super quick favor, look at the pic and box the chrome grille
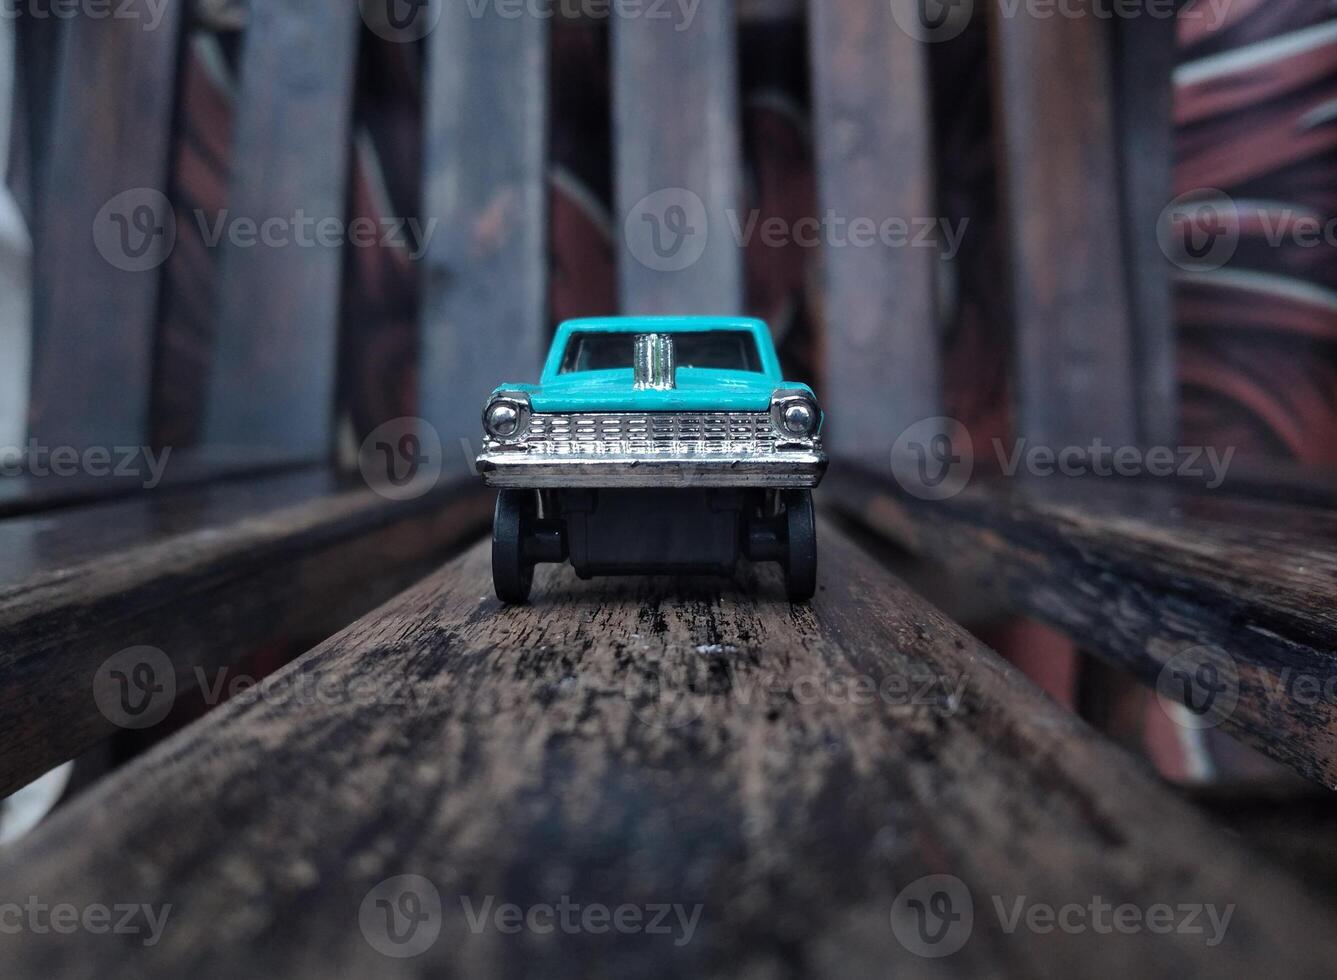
[525,412,781,455]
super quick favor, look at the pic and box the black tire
[492,490,535,604]
[783,489,817,602]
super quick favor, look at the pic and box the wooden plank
[1112,12,1179,448]
[0,471,490,796]
[419,8,548,480]
[613,0,744,314]
[3,521,1334,976]
[990,1,1139,449]
[0,12,30,451]
[809,0,941,465]
[28,1,182,449]
[201,0,360,458]
[828,465,1337,788]
[0,452,306,520]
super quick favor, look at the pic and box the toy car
[476,316,827,603]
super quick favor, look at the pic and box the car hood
[528,368,784,413]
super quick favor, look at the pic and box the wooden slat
[4,521,1335,976]
[201,0,360,458]
[810,0,941,465]
[1113,12,1179,448]
[0,471,490,796]
[0,12,30,451]
[419,9,548,478]
[991,1,1139,448]
[829,465,1337,788]
[613,0,744,314]
[28,2,182,449]
[0,452,306,520]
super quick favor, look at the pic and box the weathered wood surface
[613,0,743,314]
[201,0,360,457]
[809,0,941,464]
[4,520,1334,978]
[0,9,29,451]
[0,451,306,520]
[828,465,1337,788]
[0,471,490,796]
[990,0,1139,449]
[1112,12,1179,448]
[28,1,183,449]
[419,8,548,479]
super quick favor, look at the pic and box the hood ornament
[633,333,676,390]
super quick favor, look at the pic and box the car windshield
[559,331,762,374]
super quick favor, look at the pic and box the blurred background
[1,0,1335,843]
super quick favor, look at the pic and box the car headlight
[482,392,531,441]
[770,389,820,439]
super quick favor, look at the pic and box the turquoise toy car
[477,316,827,603]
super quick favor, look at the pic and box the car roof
[547,317,781,380]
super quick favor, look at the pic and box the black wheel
[492,490,535,604]
[783,489,817,601]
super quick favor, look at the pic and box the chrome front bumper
[476,449,827,488]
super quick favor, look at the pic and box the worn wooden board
[28,1,183,449]
[419,8,548,481]
[809,0,941,465]
[613,0,744,314]
[990,1,1138,449]
[0,11,29,451]
[0,451,308,520]
[1112,12,1179,448]
[201,0,360,457]
[828,465,1337,788]
[0,471,490,796]
[3,519,1334,977]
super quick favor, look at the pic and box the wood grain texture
[0,10,29,451]
[0,452,307,520]
[809,0,941,465]
[28,1,183,449]
[613,0,744,314]
[201,0,360,457]
[828,465,1337,788]
[990,1,1138,448]
[419,7,548,478]
[3,520,1334,977]
[1113,12,1178,448]
[0,471,490,796]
